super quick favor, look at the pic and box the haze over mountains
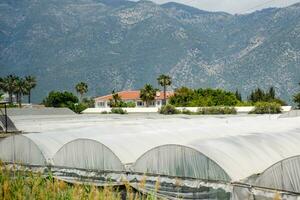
[1,0,300,102]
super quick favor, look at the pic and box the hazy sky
[142,0,300,14]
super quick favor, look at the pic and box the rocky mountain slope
[1,0,300,102]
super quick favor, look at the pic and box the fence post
[4,103,8,133]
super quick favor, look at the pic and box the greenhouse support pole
[4,103,7,133]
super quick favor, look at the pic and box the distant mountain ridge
[0,0,300,102]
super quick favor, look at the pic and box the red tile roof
[94,90,174,101]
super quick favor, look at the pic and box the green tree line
[0,75,36,106]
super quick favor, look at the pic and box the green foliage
[42,91,86,113]
[75,82,88,101]
[0,75,37,105]
[108,91,136,108]
[249,102,282,114]
[69,103,88,114]
[24,75,37,104]
[125,101,136,108]
[248,87,286,105]
[140,84,158,107]
[197,107,237,115]
[169,87,239,107]
[82,97,95,108]
[0,161,156,199]
[111,108,128,114]
[109,91,122,107]
[157,74,172,105]
[293,93,300,109]
[101,111,108,114]
[159,104,180,115]
[0,92,3,101]
[181,109,195,115]
[235,90,242,101]
[43,91,79,107]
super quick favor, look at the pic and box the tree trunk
[16,93,19,105]
[18,93,22,108]
[9,92,13,104]
[163,85,166,105]
[28,90,31,104]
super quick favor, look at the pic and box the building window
[157,101,161,106]
[149,101,155,106]
[97,102,105,107]
[137,101,143,107]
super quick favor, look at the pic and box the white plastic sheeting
[188,130,300,181]
[53,139,124,171]
[133,144,231,181]
[254,156,300,193]
[1,115,300,184]
[0,135,47,165]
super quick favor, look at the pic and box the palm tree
[1,75,18,104]
[0,77,5,99]
[14,77,27,107]
[157,74,172,105]
[140,84,158,107]
[24,76,37,104]
[75,82,88,101]
[109,90,122,107]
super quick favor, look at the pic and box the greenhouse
[253,155,300,193]
[0,114,300,198]
[53,138,124,171]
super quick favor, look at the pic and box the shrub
[43,91,78,107]
[248,87,286,105]
[293,93,300,109]
[125,102,136,108]
[181,109,195,115]
[101,111,108,114]
[169,87,239,107]
[82,97,95,108]
[111,108,127,114]
[159,104,180,115]
[249,102,282,114]
[197,106,237,115]
[68,103,88,114]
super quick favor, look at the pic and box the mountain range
[1,0,300,103]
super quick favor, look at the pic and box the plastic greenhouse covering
[253,155,300,193]
[1,114,300,199]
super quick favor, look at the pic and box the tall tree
[75,82,88,101]
[0,77,5,99]
[140,84,158,107]
[24,76,37,104]
[1,75,18,104]
[268,86,275,99]
[157,74,172,105]
[235,89,242,101]
[109,90,122,107]
[14,77,27,107]
[294,93,300,109]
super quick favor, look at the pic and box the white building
[94,90,173,108]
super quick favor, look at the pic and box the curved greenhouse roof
[254,155,300,193]
[53,139,124,171]
[132,144,231,181]
[0,135,47,166]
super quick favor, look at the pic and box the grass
[0,162,157,200]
